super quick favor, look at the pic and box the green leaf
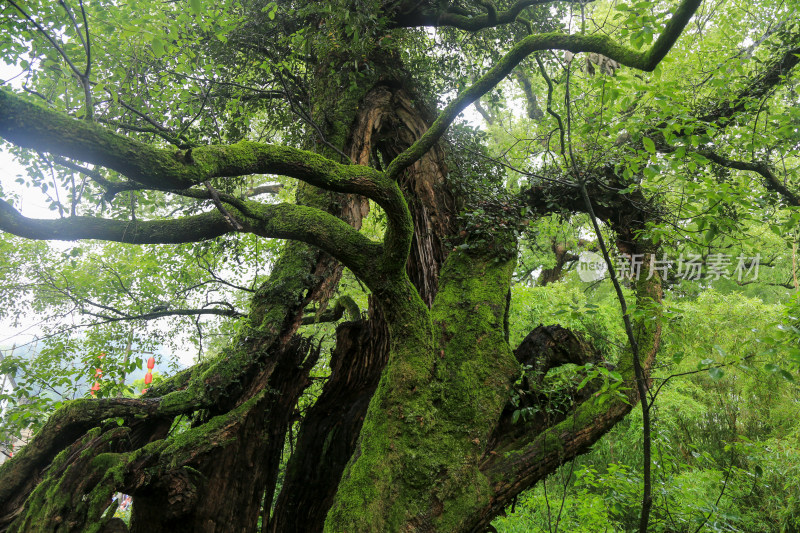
[642,136,656,154]
[708,367,724,380]
[151,37,166,58]
[190,0,202,13]
[704,226,717,244]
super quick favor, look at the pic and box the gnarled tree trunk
[0,13,682,531]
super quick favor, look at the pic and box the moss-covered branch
[0,397,197,522]
[0,199,233,243]
[5,391,268,532]
[244,202,384,280]
[391,0,588,31]
[0,197,384,282]
[0,89,398,211]
[385,0,702,180]
[473,270,662,530]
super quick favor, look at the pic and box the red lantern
[142,356,156,395]
[90,353,106,397]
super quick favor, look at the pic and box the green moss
[337,295,361,321]
[8,427,131,533]
[325,243,520,531]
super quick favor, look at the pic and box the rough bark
[269,82,459,531]
[127,337,320,533]
[348,85,458,305]
[268,303,389,532]
[536,241,579,286]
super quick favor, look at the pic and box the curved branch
[0,90,394,202]
[244,203,384,280]
[83,307,244,323]
[0,197,384,282]
[695,149,800,207]
[392,0,587,31]
[385,0,702,179]
[0,200,233,243]
[0,396,193,514]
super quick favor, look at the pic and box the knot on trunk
[513,324,601,385]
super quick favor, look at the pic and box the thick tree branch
[386,0,702,179]
[244,203,384,280]
[0,200,233,243]
[391,0,587,31]
[695,149,800,207]
[0,90,398,211]
[0,396,196,514]
[0,198,384,281]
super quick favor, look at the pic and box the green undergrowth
[494,290,800,532]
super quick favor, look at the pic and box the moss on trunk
[325,239,519,532]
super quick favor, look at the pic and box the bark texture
[268,303,389,532]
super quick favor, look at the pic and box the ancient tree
[0,0,798,531]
